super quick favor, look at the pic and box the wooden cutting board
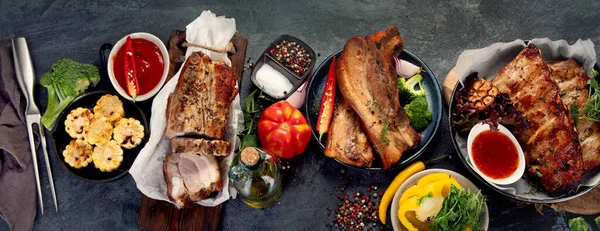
[443,67,600,214]
[137,31,248,231]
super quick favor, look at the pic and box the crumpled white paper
[186,10,236,67]
[129,10,242,207]
[453,38,600,200]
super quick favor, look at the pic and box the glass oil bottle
[229,147,282,208]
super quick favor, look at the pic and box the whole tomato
[258,101,311,159]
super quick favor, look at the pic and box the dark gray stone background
[2,0,600,230]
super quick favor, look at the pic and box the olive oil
[229,147,282,208]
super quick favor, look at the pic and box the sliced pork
[163,152,222,206]
[171,137,231,157]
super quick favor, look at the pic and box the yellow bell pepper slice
[398,196,421,231]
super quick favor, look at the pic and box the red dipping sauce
[113,38,164,95]
[471,130,519,179]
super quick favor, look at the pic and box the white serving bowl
[467,123,525,185]
[391,169,489,231]
[107,32,169,101]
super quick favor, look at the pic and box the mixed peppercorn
[269,40,312,76]
[328,185,384,230]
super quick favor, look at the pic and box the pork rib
[165,51,238,140]
[550,59,600,171]
[492,45,584,192]
[324,98,374,167]
[337,26,421,169]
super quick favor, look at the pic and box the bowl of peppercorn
[250,35,316,100]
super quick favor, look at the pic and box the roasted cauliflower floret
[92,140,123,172]
[93,94,124,123]
[113,118,145,149]
[467,78,499,110]
[64,107,94,139]
[62,139,94,168]
[83,117,113,145]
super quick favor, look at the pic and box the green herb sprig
[429,185,486,231]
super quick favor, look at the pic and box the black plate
[449,64,600,203]
[50,91,149,182]
[305,49,443,171]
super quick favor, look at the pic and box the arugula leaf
[417,192,433,205]
[429,185,486,231]
[581,69,600,122]
[568,217,589,231]
[595,216,600,229]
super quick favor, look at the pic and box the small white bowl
[391,169,489,231]
[107,32,169,101]
[467,123,525,185]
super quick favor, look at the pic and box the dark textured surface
[1,0,600,230]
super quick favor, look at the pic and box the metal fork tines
[12,37,58,214]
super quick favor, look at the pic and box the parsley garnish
[380,120,391,145]
[549,148,555,153]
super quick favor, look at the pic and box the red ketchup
[113,38,164,95]
[471,130,519,179]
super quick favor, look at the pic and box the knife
[12,37,58,214]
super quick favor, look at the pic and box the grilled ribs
[550,59,600,171]
[492,45,584,192]
[337,26,421,169]
[165,51,238,140]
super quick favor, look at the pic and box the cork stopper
[241,147,260,166]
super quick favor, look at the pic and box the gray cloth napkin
[0,37,37,231]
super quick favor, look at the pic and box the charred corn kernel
[93,94,124,123]
[92,140,123,172]
[467,78,499,110]
[62,139,93,168]
[113,118,145,149]
[83,116,113,145]
[64,107,94,139]
[379,161,425,224]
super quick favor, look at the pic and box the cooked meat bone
[324,98,374,167]
[491,45,584,192]
[165,51,238,140]
[550,59,600,171]
[336,26,421,169]
[171,137,231,157]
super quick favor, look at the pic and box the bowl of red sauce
[108,32,169,101]
[467,123,525,185]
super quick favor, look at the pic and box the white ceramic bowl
[107,32,169,101]
[467,123,525,185]
[391,169,489,231]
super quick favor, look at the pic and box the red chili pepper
[316,56,337,141]
[124,36,140,101]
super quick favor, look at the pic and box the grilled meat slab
[171,137,231,157]
[324,98,374,167]
[550,59,600,171]
[492,45,584,192]
[163,152,222,207]
[165,51,238,140]
[337,26,421,169]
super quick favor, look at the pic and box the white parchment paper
[129,10,242,207]
[453,38,600,200]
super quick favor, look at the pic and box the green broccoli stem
[405,74,423,90]
[41,93,73,129]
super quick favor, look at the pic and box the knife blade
[12,37,58,214]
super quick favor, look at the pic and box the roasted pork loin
[550,59,600,171]
[165,51,238,140]
[324,98,374,167]
[163,152,222,207]
[336,26,421,169]
[492,45,584,192]
[171,137,231,157]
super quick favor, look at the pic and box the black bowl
[50,91,149,182]
[304,49,443,171]
[448,64,600,203]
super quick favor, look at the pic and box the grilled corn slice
[63,139,94,168]
[113,118,145,149]
[83,117,113,145]
[92,140,123,172]
[64,107,94,139]
[93,94,125,123]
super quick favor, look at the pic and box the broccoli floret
[399,74,425,105]
[404,96,432,131]
[40,58,100,129]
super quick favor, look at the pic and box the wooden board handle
[442,67,459,105]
